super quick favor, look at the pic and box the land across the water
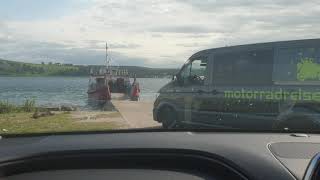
[0,100,161,135]
[0,59,178,78]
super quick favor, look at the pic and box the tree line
[0,59,178,78]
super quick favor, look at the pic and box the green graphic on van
[297,58,320,81]
[224,88,320,102]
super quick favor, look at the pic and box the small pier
[111,100,161,129]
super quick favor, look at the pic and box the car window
[191,59,207,76]
[274,47,320,83]
[214,50,273,86]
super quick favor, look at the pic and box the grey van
[153,38,320,130]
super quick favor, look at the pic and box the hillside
[0,59,179,78]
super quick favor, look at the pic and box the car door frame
[181,53,218,127]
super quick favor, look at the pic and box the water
[0,77,170,108]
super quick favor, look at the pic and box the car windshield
[1,0,320,135]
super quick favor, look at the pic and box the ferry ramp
[111,100,161,129]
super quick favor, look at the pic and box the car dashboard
[0,132,319,180]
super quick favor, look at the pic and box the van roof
[190,38,320,59]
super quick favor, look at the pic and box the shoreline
[0,75,172,79]
[0,100,160,134]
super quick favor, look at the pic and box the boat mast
[106,42,110,75]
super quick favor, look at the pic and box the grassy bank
[0,99,36,114]
[0,112,118,135]
[0,100,123,135]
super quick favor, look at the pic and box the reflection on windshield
[1,1,320,135]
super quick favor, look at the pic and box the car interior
[0,131,320,180]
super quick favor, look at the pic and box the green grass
[0,99,36,114]
[0,112,118,135]
[0,100,17,114]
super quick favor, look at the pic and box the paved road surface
[112,100,161,129]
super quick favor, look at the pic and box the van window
[273,47,320,82]
[191,59,206,77]
[213,49,273,85]
[180,58,207,85]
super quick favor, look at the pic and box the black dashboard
[0,131,319,180]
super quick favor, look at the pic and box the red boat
[87,42,131,101]
[87,75,111,101]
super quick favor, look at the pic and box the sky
[0,0,320,68]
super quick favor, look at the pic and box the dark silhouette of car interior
[1,131,320,180]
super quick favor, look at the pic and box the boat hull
[87,86,111,101]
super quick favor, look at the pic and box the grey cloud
[53,48,147,66]
[151,25,215,34]
[3,0,320,68]
[79,27,87,32]
[176,42,208,48]
[85,40,105,44]
[151,34,163,38]
[62,40,76,44]
[84,40,141,50]
[206,31,320,51]
[34,41,69,49]
[92,16,105,22]
[0,37,13,44]
[0,40,69,56]
[254,12,320,29]
[177,0,320,34]
[109,43,141,49]
[0,40,148,66]
[179,0,313,11]
[0,21,13,43]
[160,55,174,58]
[0,21,8,31]
[184,34,213,38]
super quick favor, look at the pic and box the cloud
[174,0,320,48]
[84,40,141,50]
[0,37,12,44]
[151,25,214,34]
[109,43,141,49]
[183,34,213,39]
[151,34,163,38]
[179,0,314,11]
[176,42,208,48]
[0,39,148,66]
[1,0,320,68]
[179,0,320,30]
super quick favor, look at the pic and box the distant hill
[0,59,179,78]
